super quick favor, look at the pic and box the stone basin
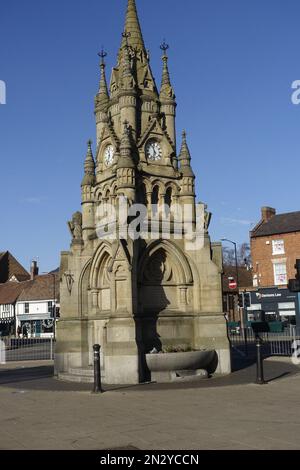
[146,350,217,374]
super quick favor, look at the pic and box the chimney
[261,207,276,222]
[30,260,39,280]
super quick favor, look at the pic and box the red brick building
[250,207,300,288]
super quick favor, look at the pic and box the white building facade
[16,299,56,338]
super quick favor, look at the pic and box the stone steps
[69,368,94,377]
[58,367,104,384]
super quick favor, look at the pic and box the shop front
[18,316,54,338]
[246,287,300,327]
[16,301,55,338]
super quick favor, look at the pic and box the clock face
[104,145,115,166]
[146,140,162,162]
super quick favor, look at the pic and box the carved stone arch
[78,259,92,318]
[94,187,103,201]
[151,185,159,207]
[111,183,118,196]
[138,240,193,287]
[102,186,111,200]
[90,242,112,289]
[165,182,180,197]
[151,179,165,195]
[183,254,201,311]
[137,241,195,355]
[89,242,113,312]
[111,183,118,206]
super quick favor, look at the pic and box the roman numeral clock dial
[146,140,162,162]
[104,145,115,167]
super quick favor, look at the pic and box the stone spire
[120,0,146,54]
[159,41,175,101]
[95,49,109,111]
[179,131,195,177]
[81,140,96,186]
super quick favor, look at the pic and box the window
[24,303,29,314]
[273,262,287,286]
[272,239,285,255]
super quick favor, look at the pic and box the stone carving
[68,212,83,243]
[204,205,212,232]
[64,271,75,294]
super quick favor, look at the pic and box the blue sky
[1,0,300,272]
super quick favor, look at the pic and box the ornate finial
[160,39,175,100]
[85,140,94,161]
[98,47,107,65]
[179,130,194,178]
[95,47,109,107]
[179,131,192,164]
[82,140,95,187]
[160,39,169,57]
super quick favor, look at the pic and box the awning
[18,314,51,321]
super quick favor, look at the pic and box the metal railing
[228,324,300,358]
[0,337,55,362]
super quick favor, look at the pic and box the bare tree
[222,243,252,267]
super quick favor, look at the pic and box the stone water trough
[146,350,218,383]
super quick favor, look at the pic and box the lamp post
[51,273,56,341]
[41,272,57,340]
[221,239,243,327]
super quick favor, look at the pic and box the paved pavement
[0,358,300,450]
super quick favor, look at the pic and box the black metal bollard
[255,335,267,385]
[92,344,103,394]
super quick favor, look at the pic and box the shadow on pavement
[0,366,91,392]
[0,359,299,393]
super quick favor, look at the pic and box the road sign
[229,280,237,290]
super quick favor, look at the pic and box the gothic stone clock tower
[55,0,231,384]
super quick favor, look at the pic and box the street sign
[229,280,237,290]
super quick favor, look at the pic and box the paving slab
[0,358,300,450]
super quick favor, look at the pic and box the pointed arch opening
[151,185,159,216]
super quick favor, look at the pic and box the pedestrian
[17,326,21,338]
[23,325,28,339]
